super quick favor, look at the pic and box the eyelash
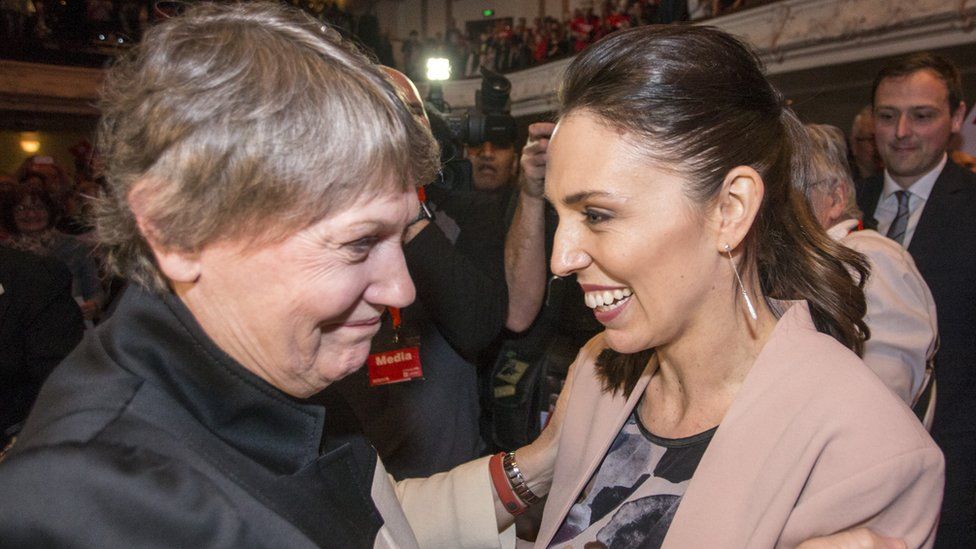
[582,208,611,225]
[347,236,380,256]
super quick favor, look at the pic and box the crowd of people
[2,1,975,548]
[400,0,766,80]
[2,0,764,73]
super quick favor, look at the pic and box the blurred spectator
[689,0,713,20]
[712,0,744,17]
[951,150,976,173]
[2,185,103,323]
[1,245,85,448]
[14,156,71,206]
[803,123,937,408]
[657,0,690,23]
[850,105,884,180]
[401,29,420,79]
[0,0,34,56]
[0,174,16,244]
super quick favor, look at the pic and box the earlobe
[153,248,201,284]
[716,166,764,252]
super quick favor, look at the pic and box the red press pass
[367,347,422,386]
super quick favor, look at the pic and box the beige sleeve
[778,446,944,549]
[372,455,514,549]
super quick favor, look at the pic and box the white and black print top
[549,410,716,548]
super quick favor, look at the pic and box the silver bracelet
[502,451,542,506]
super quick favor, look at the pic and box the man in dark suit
[0,245,84,448]
[857,52,976,548]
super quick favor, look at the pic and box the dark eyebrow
[562,190,617,206]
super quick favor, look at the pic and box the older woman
[0,4,557,547]
[2,185,103,322]
[532,26,943,547]
[802,124,938,411]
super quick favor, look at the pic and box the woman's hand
[797,528,906,549]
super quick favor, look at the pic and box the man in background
[857,52,976,548]
[849,105,883,180]
[467,139,518,193]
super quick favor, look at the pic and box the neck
[642,280,777,437]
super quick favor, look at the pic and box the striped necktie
[886,190,910,245]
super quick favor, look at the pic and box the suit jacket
[0,245,84,440]
[0,286,508,549]
[536,302,943,548]
[857,160,976,436]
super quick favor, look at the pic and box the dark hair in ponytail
[559,25,869,396]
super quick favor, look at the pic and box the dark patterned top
[550,410,716,548]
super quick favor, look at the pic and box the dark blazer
[0,245,83,441]
[0,286,384,548]
[858,160,976,544]
[857,160,976,436]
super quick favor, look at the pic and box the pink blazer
[536,302,944,548]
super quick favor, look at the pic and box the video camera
[442,67,517,147]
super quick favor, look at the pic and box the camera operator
[467,139,518,193]
[315,68,511,479]
[483,122,603,454]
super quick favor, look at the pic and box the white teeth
[582,288,634,310]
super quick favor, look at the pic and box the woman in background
[2,185,102,322]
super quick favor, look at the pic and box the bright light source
[426,57,451,81]
[482,9,494,17]
[20,132,40,153]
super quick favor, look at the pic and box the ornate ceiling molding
[440,0,976,115]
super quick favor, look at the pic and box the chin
[603,329,655,355]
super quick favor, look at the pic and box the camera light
[426,57,451,81]
[20,132,41,154]
[482,9,494,17]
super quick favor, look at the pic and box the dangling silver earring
[725,244,758,321]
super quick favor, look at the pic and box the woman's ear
[714,165,764,252]
[128,181,201,284]
[822,180,847,228]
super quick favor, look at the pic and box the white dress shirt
[875,154,947,249]
[827,219,938,405]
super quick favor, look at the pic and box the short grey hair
[803,123,862,222]
[96,2,439,291]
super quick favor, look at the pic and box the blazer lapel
[907,161,965,264]
[535,353,655,547]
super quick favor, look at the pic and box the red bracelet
[489,452,526,516]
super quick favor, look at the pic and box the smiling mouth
[344,316,382,328]
[583,288,633,311]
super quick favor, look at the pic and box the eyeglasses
[14,204,47,212]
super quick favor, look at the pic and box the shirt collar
[110,286,326,474]
[882,153,946,202]
[826,218,859,241]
